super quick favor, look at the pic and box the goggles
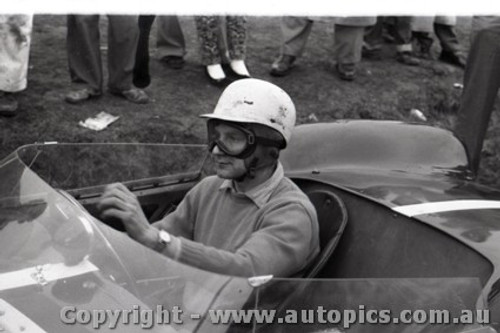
[207,120,257,158]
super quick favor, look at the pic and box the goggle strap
[255,137,283,149]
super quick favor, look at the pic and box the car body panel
[281,120,471,179]
[281,121,500,329]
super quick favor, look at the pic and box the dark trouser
[387,17,413,52]
[455,26,500,175]
[365,16,413,52]
[134,15,155,88]
[412,31,434,53]
[434,22,462,54]
[67,15,139,92]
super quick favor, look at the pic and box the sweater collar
[219,162,284,208]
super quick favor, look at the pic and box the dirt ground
[2,15,500,188]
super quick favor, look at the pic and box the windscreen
[0,146,253,332]
[15,143,208,191]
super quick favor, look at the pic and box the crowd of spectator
[0,15,497,176]
[0,15,469,111]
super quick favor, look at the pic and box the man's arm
[96,182,194,260]
[162,201,317,277]
[97,182,170,248]
[98,182,318,277]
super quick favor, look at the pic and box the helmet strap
[235,152,278,183]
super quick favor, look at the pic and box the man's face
[210,122,248,179]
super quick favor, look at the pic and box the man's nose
[211,144,224,155]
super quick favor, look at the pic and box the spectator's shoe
[396,52,420,66]
[362,42,382,60]
[228,59,251,79]
[133,65,151,88]
[0,92,18,117]
[415,49,433,60]
[161,55,185,70]
[336,63,356,81]
[205,64,227,86]
[65,88,102,104]
[414,42,434,60]
[412,32,434,60]
[382,30,396,44]
[110,88,150,104]
[438,50,466,69]
[270,55,296,77]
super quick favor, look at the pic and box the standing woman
[195,16,251,84]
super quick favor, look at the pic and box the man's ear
[268,147,280,160]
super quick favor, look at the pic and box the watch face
[159,230,171,245]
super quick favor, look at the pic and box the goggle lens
[207,121,255,157]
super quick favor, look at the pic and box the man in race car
[97,78,319,277]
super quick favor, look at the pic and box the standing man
[65,15,149,104]
[364,16,420,66]
[270,16,375,81]
[412,16,466,68]
[97,78,319,278]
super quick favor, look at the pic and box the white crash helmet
[200,78,296,147]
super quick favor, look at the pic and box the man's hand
[97,183,157,247]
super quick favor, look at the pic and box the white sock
[230,60,250,77]
[206,64,226,80]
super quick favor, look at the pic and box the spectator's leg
[195,16,222,66]
[390,16,413,46]
[67,14,102,92]
[280,16,313,57]
[391,16,420,66]
[435,22,466,68]
[195,16,226,83]
[107,15,140,92]
[134,15,155,88]
[157,16,186,60]
[333,24,364,81]
[364,16,384,49]
[455,27,500,175]
[362,17,386,59]
[412,31,434,59]
[107,15,149,104]
[435,23,461,53]
[225,16,250,77]
[270,16,313,76]
[0,14,32,115]
[225,16,247,61]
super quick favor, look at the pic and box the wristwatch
[156,229,172,251]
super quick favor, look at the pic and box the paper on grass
[79,111,119,131]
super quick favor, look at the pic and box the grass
[2,15,500,188]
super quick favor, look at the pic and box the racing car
[0,120,498,332]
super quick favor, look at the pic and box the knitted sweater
[153,163,319,277]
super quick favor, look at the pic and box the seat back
[228,190,348,332]
[303,189,348,278]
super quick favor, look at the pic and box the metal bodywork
[281,121,500,328]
